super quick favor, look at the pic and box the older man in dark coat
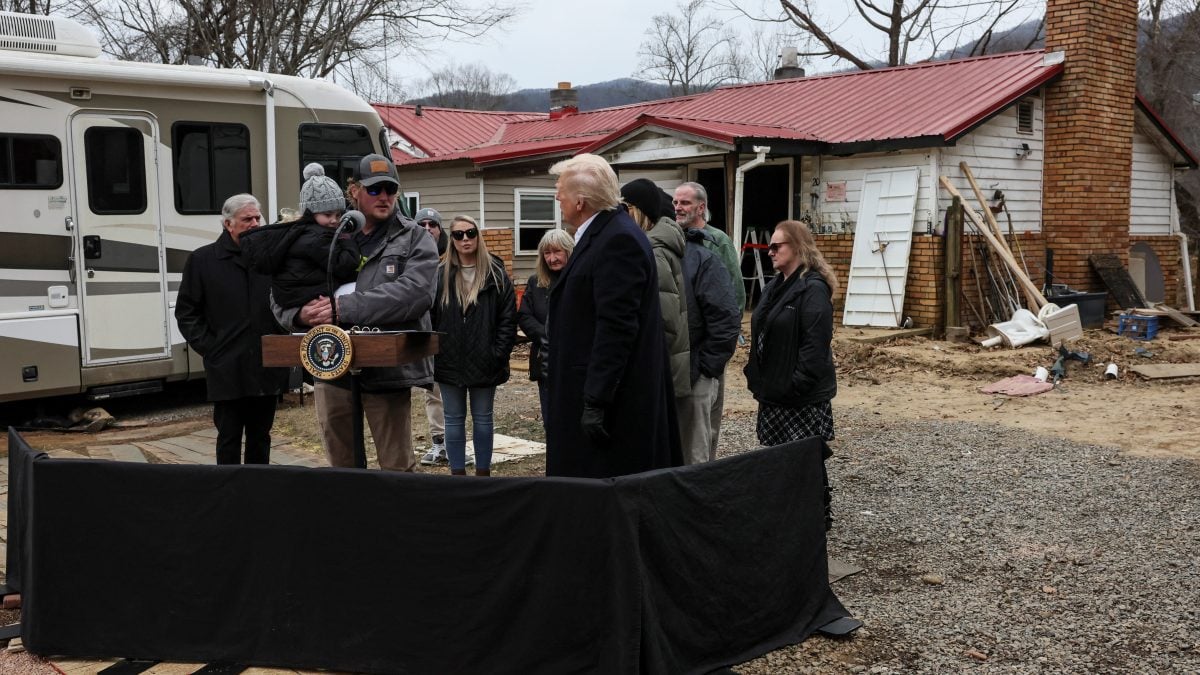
[175,193,288,464]
[545,154,682,478]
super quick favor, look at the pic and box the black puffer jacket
[432,258,518,388]
[516,273,554,381]
[744,270,837,408]
[683,228,740,383]
[240,219,361,308]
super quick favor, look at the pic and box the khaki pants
[425,382,444,439]
[676,374,721,464]
[314,381,415,471]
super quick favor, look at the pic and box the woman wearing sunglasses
[744,220,839,530]
[431,215,517,476]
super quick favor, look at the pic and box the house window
[401,192,419,219]
[0,134,62,189]
[1017,99,1034,134]
[299,123,375,187]
[172,122,251,214]
[514,189,560,254]
[84,127,146,214]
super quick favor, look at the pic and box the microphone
[339,210,365,233]
[328,210,365,324]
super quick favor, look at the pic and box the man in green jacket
[673,182,746,314]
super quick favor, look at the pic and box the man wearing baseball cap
[275,153,438,472]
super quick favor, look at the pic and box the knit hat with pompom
[298,163,345,215]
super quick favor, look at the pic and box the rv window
[0,134,63,189]
[299,124,374,186]
[172,122,252,214]
[84,127,147,214]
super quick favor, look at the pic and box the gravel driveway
[717,406,1200,673]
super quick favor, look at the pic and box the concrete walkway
[4,428,544,674]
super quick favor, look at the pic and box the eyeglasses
[768,242,787,253]
[451,228,479,241]
[420,220,440,230]
[364,183,399,196]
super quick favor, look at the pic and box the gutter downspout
[478,177,486,228]
[1171,170,1195,310]
[733,146,770,250]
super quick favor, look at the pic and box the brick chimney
[1041,0,1139,291]
[549,81,578,120]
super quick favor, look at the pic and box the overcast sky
[391,0,729,91]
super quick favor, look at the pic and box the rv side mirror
[83,235,102,259]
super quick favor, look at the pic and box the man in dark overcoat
[544,154,682,478]
[175,193,288,464]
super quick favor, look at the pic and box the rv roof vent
[0,11,101,58]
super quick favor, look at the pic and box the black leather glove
[580,400,610,446]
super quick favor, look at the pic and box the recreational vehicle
[0,11,389,403]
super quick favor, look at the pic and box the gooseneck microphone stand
[327,210,369,468]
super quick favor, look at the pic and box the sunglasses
[768,242,786,253]
[451,228,479,241]
[420,220,440,229]
[364,183,399,196]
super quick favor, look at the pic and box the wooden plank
[1167,332,1200,341]
[1088,253,1149,310]
[1129,363,1200,379]
[939,176,1047,309]
[848,327,933,344]
[262,332,438,368]
[1155,303,1200,327]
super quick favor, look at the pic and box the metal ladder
[740,229,772,304]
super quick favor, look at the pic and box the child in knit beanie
[241,163,363,309]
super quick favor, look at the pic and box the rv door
[68,113,171,366]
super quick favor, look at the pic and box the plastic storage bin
[1045,289,1108,329]
[1117,314,1158,341]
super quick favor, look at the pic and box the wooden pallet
[1088,253,1148,310]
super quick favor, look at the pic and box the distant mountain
[407,78,673,112]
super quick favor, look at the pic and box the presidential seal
[299,325,353,380]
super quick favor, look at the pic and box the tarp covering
[7,428,849,674]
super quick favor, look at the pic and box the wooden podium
[262,331,438,369]
[262,330,439,468]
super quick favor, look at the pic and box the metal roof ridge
[370,102,547,117]
[705,49,1049,94]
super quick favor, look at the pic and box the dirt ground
[13,323,1200,463]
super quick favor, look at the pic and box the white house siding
[1130,124,1173,236]
[799,151,937,234]
[937,96,1045,233]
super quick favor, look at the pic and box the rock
[921,573,945,585]
[965,649,988,662]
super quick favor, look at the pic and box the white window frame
[514,188,560,255]
[401,191,419,219]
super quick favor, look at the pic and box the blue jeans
[440,383,496,471]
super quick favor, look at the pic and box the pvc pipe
[733,146,770,250]
[1170,171,1195,310]
[264,80,277,221]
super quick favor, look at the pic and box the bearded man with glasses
[274,154,438,472]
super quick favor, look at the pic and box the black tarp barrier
[7,427,850,674]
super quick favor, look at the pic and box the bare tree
[636,0,745,95]
[730,25,809,82]
[413,62,517,109]
[1138,1,1200,229]
[729,0,1042,70]
[61,0,517,95]
[0,0,56,13]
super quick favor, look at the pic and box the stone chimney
[1041,0,1138,291]
[774,47,805,80]
[549,81,579,120]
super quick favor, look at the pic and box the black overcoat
[545,209,682,478]
[175,230,289,402]
[516,273,551,381]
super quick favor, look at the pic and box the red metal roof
[373,103,545,159]
[379,51,1079,166]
